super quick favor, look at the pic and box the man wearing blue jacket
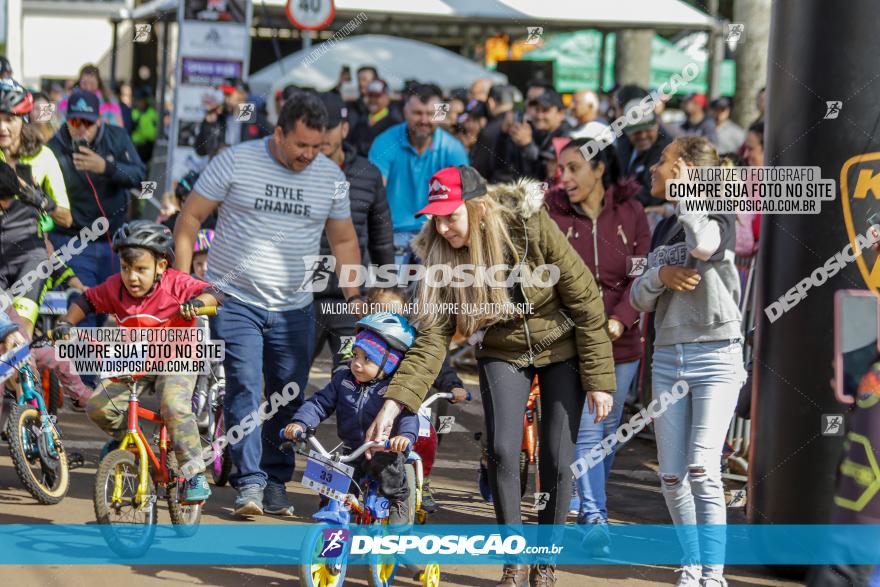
[284,313,418,525]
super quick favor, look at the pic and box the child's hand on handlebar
[52,320,74,341]
[283,422,305,440]
[450,387,470,403]
[387,435,411,453]
[180,297,205,320]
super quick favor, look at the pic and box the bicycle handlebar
[420,390,472,409]
[278,429,403,462]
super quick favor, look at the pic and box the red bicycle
[92,306,217,557]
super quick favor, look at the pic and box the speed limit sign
[286,0,335,31]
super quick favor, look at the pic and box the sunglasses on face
[68,118,95,128]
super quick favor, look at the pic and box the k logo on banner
[840,153,880,292]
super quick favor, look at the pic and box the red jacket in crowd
[545,178,651,363]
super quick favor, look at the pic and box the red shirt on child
[85,269,210,327]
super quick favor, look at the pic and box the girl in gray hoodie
[630,136,745,587]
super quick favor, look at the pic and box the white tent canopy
[248,34,507,98]
[131,0,716,31]
[322,0,716,30]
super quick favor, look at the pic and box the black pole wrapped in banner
[750,0,880,534]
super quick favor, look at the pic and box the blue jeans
[212,296,315,489]
[652,340,745,581]
[574,359,640,522]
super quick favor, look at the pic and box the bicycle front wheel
[6,403,69,504]
[93,449,157,557]
[418,564,441,587]
[299,525,348,587]
[368,560,400,587]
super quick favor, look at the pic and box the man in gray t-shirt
[174,92,367,518]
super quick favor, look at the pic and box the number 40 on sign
[286,0,335,30]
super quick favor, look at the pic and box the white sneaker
[700,578,727,587]
[674,565,702,587]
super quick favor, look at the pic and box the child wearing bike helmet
[284,311,419,525]
[56,220,221,503]
[191,229,214,280]
[363,286,469,513]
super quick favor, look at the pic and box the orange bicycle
[92,306,216,557]
[519,375,541,498]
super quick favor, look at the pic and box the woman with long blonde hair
[366,165,616,587]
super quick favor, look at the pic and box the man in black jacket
[312,92,394,368]
[47,90,146,335]
[471,84,521,184]
[348,79,402,157]
[194,78,271,157]
[615,98,672,210]
[510,89,572,181]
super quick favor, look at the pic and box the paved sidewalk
[0,355,802,586]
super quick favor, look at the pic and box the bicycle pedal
[68,452,85,469]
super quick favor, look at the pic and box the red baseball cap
[685,93,708,109]
[415,166,488,218]
[219,78,248,94]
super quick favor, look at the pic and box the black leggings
[478,357,584,525]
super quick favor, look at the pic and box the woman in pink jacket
[546,137,651,544]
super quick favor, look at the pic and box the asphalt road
[0,354,801,587]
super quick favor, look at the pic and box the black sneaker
[263,481,294,516]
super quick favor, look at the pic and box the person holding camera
[47,90,145,332]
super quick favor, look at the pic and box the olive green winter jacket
[385,179,616,412]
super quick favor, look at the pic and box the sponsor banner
[181,58,243,86]
[178,21,251,59]
[0,524,878,565]
[185,0,248,23]
[841,152,880,293]
[166,0,253,191]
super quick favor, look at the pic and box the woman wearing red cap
[365,165,616,587]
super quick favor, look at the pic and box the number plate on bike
[417,407,431,438]
[301,450,354,502]
[39,291,69,316]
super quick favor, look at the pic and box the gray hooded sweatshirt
[630,209,742,345]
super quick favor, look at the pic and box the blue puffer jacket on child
[293,368,419,449]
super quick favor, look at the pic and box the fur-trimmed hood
[486,178,548,220]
